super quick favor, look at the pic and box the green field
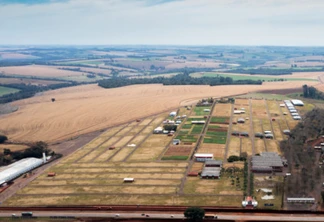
[161,156,188,160]
[210,116,229,123]
[203,136,227,144]
[0,86,19,96]
[191,125,204,134]
[193,107,210,116]
[191,72,318,82]
[175,135,198,143]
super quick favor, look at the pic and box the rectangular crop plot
[227,136,240,157]
[254,138,266,154]
[198,144,225,159]
[210,116,230,124]
[203,135,227,144]
[191,125,204,134]
[175,135,198,143]
[212,103,231,116]
[193,107,210,116]
[128,146,165,161]
[163,145,193,160]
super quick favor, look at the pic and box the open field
[0,144,29,153]
[0,65,84,78]
[0,77,64,86]
[0,86,19,96]
[0,82,317,143]
[0,52,38,59]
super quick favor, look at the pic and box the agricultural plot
[193,106,210,116]
[0,86,19,96]
[4,96,309,208]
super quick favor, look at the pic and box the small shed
[265,134,274,139]
[173,139,180,145]
[240,132,249,137]
[194,153,214,162]
[205,160,223,168]
[124,178,134,183]
[283,129,290,135]
[109,146,116,150]
[47,172,56,177]
[237,118,245,123]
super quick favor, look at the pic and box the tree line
[302,84,324,100]
[0,82,80,104]
[280,108,324,198]
[0,141,56,166]
[98,74,262,89]
[226,67,324,75]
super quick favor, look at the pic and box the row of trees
[98,74,262,89]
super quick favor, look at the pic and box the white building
[0,158,44,186]
[291,99,304,106]
[194,153,213,162]
[169,111,177,117]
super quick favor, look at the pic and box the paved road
[1,211,324,221]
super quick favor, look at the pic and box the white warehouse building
[0,157,44,186]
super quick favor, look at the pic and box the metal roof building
[291,99,304,106]
[0,157,44,185]
[252,152,284,173]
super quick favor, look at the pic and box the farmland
[3,93,310,208]
[0,81,317,143]
[0,86,20,96]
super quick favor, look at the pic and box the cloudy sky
[0,0,323,46]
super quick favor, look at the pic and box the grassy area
[187,117,206,122]
[193,106,210,116]
[204,136,227,144]
[178,130,189,135]
[191,72,318,82]
[191,125,204,134]
[176,135,198,143]
[210,116,229,123]
[182,124,192,129]
[161,156,188,160]
[0,86,19,96]
[206,131,227,137]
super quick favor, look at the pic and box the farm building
[47,172,56,177]
[201,168,221,179]
[291,113,299,116]
[0,157,44,186]
[169,111,177,117]
[291,99,304,106]
[205,160,223,168]
[232,131,240,136]
[194,153,214,162]
[279,104,285,107]
[287,197,315,203]
[203,109,211,112]
[283,129,291,135]
[240,132,249,137]
[172,139,180,145]
[265,134,274,139]
[264,131,272,134]
[123,178,134,183]
[153,127,163,134]
[251,152,284,173]
[242,196,258,208]
[255,132,264,138]
[293,116,301,120]
[191,120,206,124]
[289,109,297,113]
[237,118,245,123]
[234,110,243,114]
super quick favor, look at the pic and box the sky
[0,0,323,46]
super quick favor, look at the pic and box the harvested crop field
[0,65,84,78]
[0,82,317,143]
[0,77,64,86]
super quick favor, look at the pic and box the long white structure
[0,158,43,185]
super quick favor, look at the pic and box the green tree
[3,148,11,155]
[0,135,8,144]
[302,84,308,98]
[184,207,205,221]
